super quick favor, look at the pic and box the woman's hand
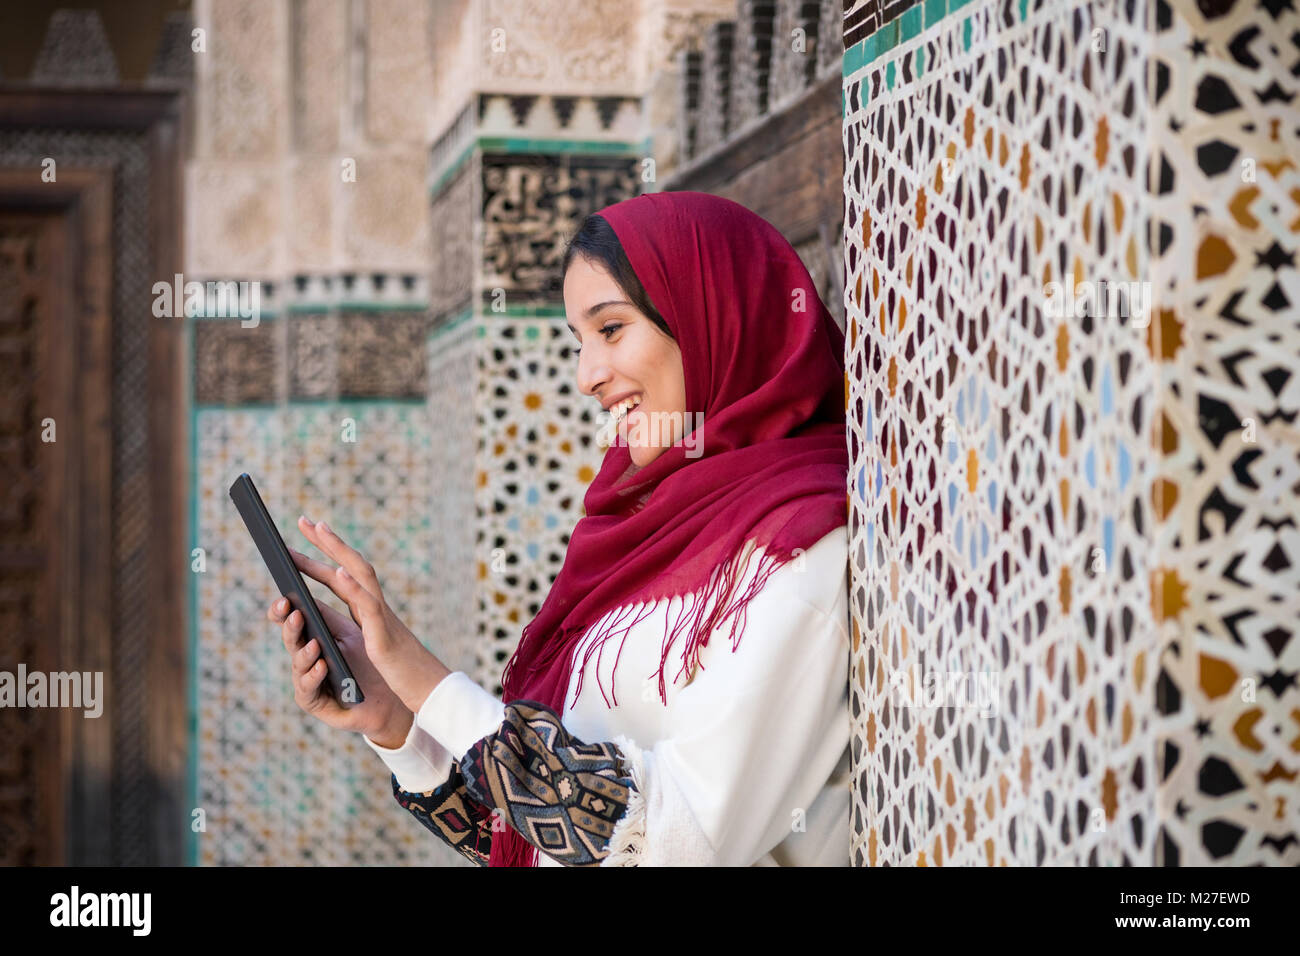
[289,516,452,716]
[268,590,411,746]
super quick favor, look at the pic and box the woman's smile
[609,395,642,424]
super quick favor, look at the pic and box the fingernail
[318,521,331,535]
[300,514,313,526]
[337,566,351,580]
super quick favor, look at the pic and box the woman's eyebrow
[567,300,631,337]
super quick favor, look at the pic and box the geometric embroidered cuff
[459,699,638,866]
[390,769,494,867]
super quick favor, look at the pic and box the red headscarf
[493,191,849,866]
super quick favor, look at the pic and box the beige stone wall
[187,0,436,280]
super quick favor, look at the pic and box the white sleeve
[364,671,508,793]
[362,718,455,793]
[602,574,851,867]
[411,670,507,756]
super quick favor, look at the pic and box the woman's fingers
[276,598,349,722]
[310,595,359,637]
[325,562,392,656]
[268,596,290,624]
[298,657,327,697]
[282,548,356,622]
[285,614,326,700]
[296,516,382,596]
[286,543,363,605]
[281,608,305,653]
[287,547,339,588]
[284,551,370,639]
[294,636,320,675]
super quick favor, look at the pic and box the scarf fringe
[570,538,795,708]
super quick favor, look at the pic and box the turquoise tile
[917,46,925,78]
[963,14,973,52]
[924,0,948,29]
[1019,0,1029,21]
[842,37,867,77]
[477,136,640,155]
[878,18,900,54]
[900,5,923,41]
[886,59,897,90]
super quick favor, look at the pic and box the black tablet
[229,472,365,706]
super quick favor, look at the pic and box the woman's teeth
[596,396,643,448]
[611,396,642,423]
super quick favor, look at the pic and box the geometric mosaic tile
[843,0,1299,865]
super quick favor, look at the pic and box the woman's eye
[573,323,621,356]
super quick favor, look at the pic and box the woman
[266,191,852,866]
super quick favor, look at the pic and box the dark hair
[561,214,674,340]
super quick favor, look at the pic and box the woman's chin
[628,442,661,468]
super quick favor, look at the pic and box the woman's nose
[576,352,610,397]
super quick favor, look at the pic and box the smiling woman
[561,215,688,467]
[272,191,853,867]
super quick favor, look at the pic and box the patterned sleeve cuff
[458,699,638,866]
[390,771,494,866]
[601,734,648,866]
[363,716,454,793]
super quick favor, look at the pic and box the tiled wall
[191,398,455,865]
[842,0,1299,865]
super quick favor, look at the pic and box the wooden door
[0,170,114,865]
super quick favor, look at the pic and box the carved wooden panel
[0,220,59,866]
[0,94,187,865]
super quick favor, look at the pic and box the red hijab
[493,191,849,866]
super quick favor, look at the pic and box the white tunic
[366,522,852,866]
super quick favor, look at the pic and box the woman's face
[564,254,687,468]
